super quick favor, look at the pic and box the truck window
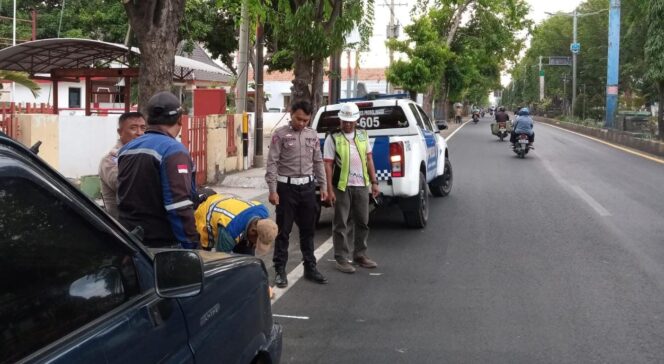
[316,106,409,134]
[0,167,140,362]
[416,105,437,132]
[408,104,427,130]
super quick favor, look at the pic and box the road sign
[548,56,572,66]
[570,42,581,54]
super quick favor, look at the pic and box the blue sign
[570,42,581,54]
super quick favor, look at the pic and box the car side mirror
[436,120,448,130]
[154,250,203,298]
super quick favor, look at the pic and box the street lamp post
[572,9,577,118]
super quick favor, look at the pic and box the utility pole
[346,49,352,99]
[539,56,545,101]
[572,9,578,118]
[254,23,264,167]
[387,0,395,94]
[381,0,406,94]
[236,0,249,113]
[562,74,568,115]
[605,0,620,128]
[11,0,16,102]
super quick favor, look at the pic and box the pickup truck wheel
[430,158,453,197]
[404,172,429,228]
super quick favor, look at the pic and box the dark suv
[0,133,281,363]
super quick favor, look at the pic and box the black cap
[147,91,182,125]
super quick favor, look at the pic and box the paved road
[271,116,664,363]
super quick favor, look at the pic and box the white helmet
[338,102,360,122]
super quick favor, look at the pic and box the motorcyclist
[471,106,481,121]
[495,106,509,123]
[510,107,535,146]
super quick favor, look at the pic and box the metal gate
[181,115,207,186]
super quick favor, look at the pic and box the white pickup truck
[311,96,453,228]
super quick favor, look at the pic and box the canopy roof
[0,38,230,82]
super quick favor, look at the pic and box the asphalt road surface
[271,116,664,363]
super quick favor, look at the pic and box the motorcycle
[472,112,480,124]
[512,134,532,158]
[496,121,509,142]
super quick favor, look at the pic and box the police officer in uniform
[266,100,328,287]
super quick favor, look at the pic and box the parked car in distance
[0,132,282,364]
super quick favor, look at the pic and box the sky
[360,0,585,71]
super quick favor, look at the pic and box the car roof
[320,98,415,112]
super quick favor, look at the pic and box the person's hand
[320,189,328,203]
[269,192,279,206]
[371,184,380,198]
[327,188,336,205]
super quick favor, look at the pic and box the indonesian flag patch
[177,164,188,174]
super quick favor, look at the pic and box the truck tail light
[390,141,405,177]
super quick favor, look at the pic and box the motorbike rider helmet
[499,106,505,112]
[519,107,530,116]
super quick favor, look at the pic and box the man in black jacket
[117,91,200,249]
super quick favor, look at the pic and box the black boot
[304,265,328,284]
[274,268,288,288]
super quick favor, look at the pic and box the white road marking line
[445,120,471,140]
[271,238,334,304]
[272,314,310,320]
[540,122,664,165]
[571,185,612,217]
[369,273,383,276]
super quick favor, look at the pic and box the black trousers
[273,181,317,270]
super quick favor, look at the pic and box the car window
[0,166,140,363]
[316,105,409,134]
[408,104,426,130]
[416,105,436,132]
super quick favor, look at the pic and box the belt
[277,175,314,185]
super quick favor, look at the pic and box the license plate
[518,139,529,144]
[499,128,506,132]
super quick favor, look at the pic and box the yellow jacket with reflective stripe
[194,194,263,249]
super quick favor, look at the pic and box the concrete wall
[15,114,60,169]
[264,79,391,110]
[59,115,118,178]
[205,114,246,182]
[535,116,664,158]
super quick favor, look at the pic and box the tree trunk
[423,85,434,116]
[123,0,185,113]
[409,90,417,101]
[312,58,325,112]
[291,55,313,106]
[659,80,664,140]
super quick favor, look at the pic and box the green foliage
[387,0,530,104]
[504,0,656,118]
[645,0,664,83]
[0,71,40,97]
[385,16,451,93]
[267,0,366,72]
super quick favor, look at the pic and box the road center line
[571,185,612,217]
[272,238,334,304]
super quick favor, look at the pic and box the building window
[68,87,81,108]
